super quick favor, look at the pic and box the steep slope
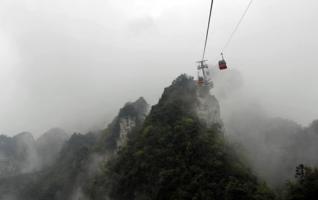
[89,75,274,200]
[99,97,149,152]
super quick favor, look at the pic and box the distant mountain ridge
[14,97,149,200]
[0,74,318,200]
[0,128,69,178]
[36,128,70,168]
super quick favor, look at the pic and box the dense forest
[0,75,317,200]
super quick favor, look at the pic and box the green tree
[285,164,318,200]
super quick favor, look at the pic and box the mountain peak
[37,128,69,143]
[13,132,34,142]
[101,97,149,151]
[149,74,221,128]
[36,128,69,168]
[88,74,273,200]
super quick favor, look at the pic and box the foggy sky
[0,0,317,137]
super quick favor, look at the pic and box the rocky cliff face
[196,90,222,128]
[116,97,148,148]
[101,97,149,152]
[116,118,136,147]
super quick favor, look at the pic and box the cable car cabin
[218,59,227,70]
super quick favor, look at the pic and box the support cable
[201,0,215,61]
[221,0,254,54]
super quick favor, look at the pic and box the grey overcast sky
[0,0,317,137]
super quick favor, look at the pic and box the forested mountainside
[0,75,317,200]
[87,74,275,200]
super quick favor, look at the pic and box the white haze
[0,0,318,137]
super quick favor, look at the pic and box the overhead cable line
[201,0,215,61]
[221,0,254,53]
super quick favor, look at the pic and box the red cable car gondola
[218,53,228,70]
